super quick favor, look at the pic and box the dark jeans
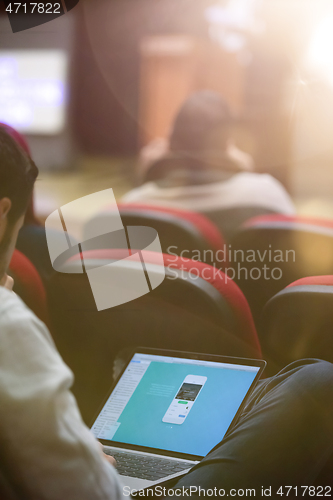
[172,359,333,493]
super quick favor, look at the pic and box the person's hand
[99,442,117,468]
[0,274,14,291]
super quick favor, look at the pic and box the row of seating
[81,208,333,376]
[12,202,333,421]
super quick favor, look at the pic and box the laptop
[90,348,266,492]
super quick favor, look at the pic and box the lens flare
[307,14,333,85]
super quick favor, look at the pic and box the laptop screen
[91,352,261,458]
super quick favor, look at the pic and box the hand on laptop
[0,274,14,291]
[99,442,117,468]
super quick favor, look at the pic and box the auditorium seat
[83,204,225,266]
[48,248,261,423]
[17,225,58,283]
[9,249,49,326]
[230,214,333,324]
[260,276,333,374]
[202,206,278,243]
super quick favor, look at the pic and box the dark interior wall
[72,10,138,155]
[72,0,212,155]
[72,0,293,190]
[0,0,294,187]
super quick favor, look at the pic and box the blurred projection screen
[0,50,68,134]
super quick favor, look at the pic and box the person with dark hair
[0,126,332,498]
[0,126,38,286]
[0,123,40,227]
[0,126,122,499]
[123,91,295,239]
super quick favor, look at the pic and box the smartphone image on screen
[162,375,207,425]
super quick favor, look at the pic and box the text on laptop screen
[91,353,259,457]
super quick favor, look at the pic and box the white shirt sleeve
[0,288,125,500]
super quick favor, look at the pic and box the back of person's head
[169,90,233,154]
[0,123,40,226]
[0,125,38,226]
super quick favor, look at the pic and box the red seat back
[118,204,224,251]
[83,204,225,267]
[67,248,260,356]
[231,214,333,324]
[260,275,333,373]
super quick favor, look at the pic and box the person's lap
[172,359,333,493]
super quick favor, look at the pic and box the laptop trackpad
[119,475,154,491]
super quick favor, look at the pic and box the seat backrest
[83,204,225,264]
[202,206,278,243]
[0,122,41,227]
[9,249,49,325]
[230,214,333,324]
[16,225,57,282]
[48,249,260,423]
[260,275,333,374]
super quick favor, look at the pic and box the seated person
[0,123,40,227]
[0,127,332,498]
[1,123,58,281]
[123,91,295,240]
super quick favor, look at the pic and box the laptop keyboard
[103,448,192,480]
